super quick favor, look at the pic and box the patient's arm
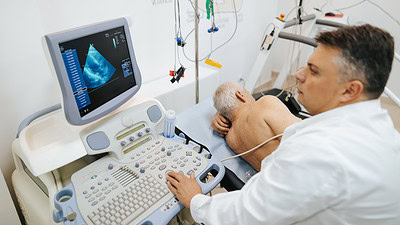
[211,113,231,136]
[225,129,269,172]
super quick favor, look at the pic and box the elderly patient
[212,82,300,171]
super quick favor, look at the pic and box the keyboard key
[88,214,100,224]
[121,207,145,225]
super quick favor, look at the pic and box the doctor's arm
[169,141,346,225]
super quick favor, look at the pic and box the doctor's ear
[235,91,246,102]
[340,80,364,103]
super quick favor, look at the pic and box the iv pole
[195,0,199,104]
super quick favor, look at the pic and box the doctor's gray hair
[315,24,394,99]
[213,82,245,121]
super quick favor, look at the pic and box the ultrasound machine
[11,18,224,225]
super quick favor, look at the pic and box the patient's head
[213,82,254,121]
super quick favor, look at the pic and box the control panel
[53,99,225,225]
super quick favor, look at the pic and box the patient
[212,82,301,171]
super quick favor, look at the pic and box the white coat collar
[282,99,382,141]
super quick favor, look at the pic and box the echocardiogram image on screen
[59,26,136,117]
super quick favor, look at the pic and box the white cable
[395,52,400,63]
[221,133,283,162]
[384,87,400,109]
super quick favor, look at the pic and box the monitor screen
[45,18,142,125]
[59,26,136,117]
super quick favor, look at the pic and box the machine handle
[196,157,225,194]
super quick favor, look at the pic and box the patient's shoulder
[256,95,300,125]
[257,95,285,109]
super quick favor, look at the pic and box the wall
[0,169,21,225]
[0,0,277,223]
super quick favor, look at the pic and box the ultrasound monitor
[45,18,141,125]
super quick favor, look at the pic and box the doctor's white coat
[190,99,400,225]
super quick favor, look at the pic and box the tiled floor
[381,96,400,132]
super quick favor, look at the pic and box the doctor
[167,24,400,224]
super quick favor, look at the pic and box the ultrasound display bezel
[45,18,142,125]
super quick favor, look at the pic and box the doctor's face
[295,44,346,115]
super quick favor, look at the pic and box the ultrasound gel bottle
[164,110,176,138]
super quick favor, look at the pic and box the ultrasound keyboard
[52,99,225,225]
[87,174,168,225]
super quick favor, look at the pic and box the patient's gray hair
[213,82,245,121]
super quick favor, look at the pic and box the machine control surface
[53,100,225,225]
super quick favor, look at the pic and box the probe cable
[221,133,283,162]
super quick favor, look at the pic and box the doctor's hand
[211,113,231,136]
[166,171,202,209]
